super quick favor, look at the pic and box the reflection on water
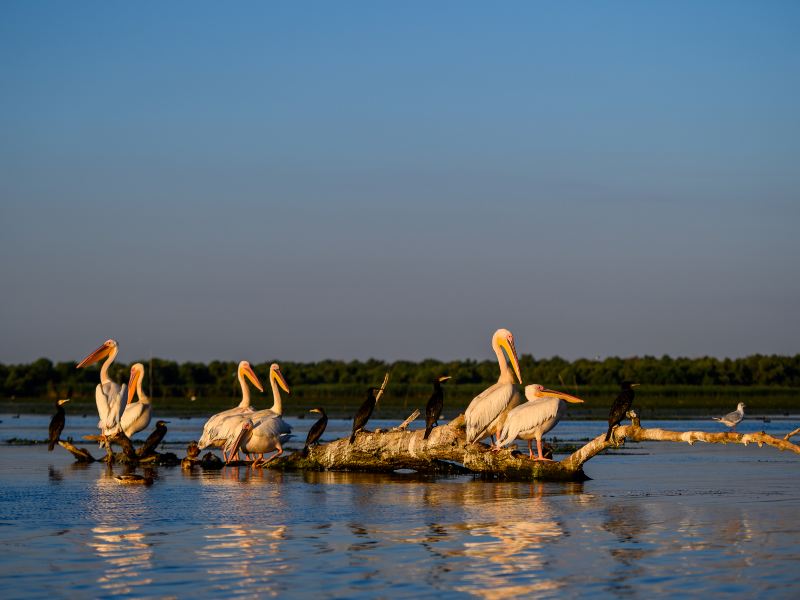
[0,441,799,598]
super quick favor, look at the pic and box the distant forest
[2,354,798,400]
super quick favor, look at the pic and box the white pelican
[496,384,584,460]
[465,328,523,446]
[713,402,745,430]
[198,360,263,456]
[228,363,292,465]
[120,363,151,438]
[76,339,128,447]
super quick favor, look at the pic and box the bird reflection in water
[601,502,652,596]
[196,524,289,596]
[88,523,154,596]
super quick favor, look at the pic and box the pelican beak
[439,376,452,382]
[539,388,585,403]
[498,336,522,384]
[241,363,264,392]
[76,341,114,369]
[273,368,291,394]
[127,367,142,403]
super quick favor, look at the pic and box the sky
[1,1,799,364]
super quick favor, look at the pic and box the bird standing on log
[138,420,169,457]
[349,372,391,444]
[48,399,70,451]
[713,402,745,431]
[497,384,584,460]
[465,329,523,446]
[303,408,328,455]
[423,376,451,439]
[605,381,640,441]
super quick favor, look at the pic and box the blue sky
[1,1,799,364]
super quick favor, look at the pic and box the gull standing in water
[465,329,523,446]
[496,384,585,460]
[713,402,746,431]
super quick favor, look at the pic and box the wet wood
[58,440,97,463]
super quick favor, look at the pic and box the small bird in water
[138,420,169,457]
[713,402,745,431]
[605,381,640,442]
[423,376,451,440]
[303,407,328,455]
[48,399,70,451]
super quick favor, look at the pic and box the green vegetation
[1,354,798,418]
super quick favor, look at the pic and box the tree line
[1,353,798,400]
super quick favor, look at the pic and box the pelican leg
[528,439,534,460]
[261,446,283,465]
[535,438,554,461]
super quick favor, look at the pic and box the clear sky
[1,1,799,364]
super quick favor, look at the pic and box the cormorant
[303,407,328,455]
[423,376,451,440]
[350,388,381,444]
[48,399,70,451]
[713,402,745,430]
[605,381,640,441]
[138,420,169,457]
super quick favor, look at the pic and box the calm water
[1,414,799,598]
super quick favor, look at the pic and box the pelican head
[127,363,145,402]
[493,328,522,384]
[525,384,584,404]
[57,398,70,406]
[238,361,264,392]
[76,339,118,369]
[269,363,291,394]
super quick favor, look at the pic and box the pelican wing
[465,382,516,443]
[121,401,151,438]
[251,410,292,435]
[497,398,562,447]
[101,383,128,435]
[199,407,254,448]
[95,382,121,430]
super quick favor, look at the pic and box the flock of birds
[46,329,749,464]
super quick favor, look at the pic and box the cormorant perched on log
[48,399,70,451]
[423,376,451,440]
[349,372,391,444]
[138,420,169,457]
[303,408,328,455]
[605,381,640,441]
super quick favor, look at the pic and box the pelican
[48,399,69,451]
[605,381,640,441]
[76,339,128,449]
[227,364,292,465]
[713,402,745,430]
[198,361,263,456]
[465,328,523,446]
[423,376,451,440]
[496,384,584,460]
[121,363,152,439]
[303,407,328,455]
[349,372,391,444]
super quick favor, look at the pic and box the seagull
[713,402,745,431]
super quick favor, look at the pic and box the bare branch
[391,409,420,432]
[784,427,800,441]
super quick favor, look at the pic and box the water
[1,414,799,598]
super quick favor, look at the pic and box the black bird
[605,381,640,441]
[48,399,70,451]
[350,388,381,444]
[303,407,328,456]
[423,376,451,440]
[138,420,169,457]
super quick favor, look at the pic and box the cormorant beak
[58,399,70,406]
[127,367,142,403]
[310,408,321,415]
[76,341,114,369]
[498,336,522,384]
[630,383,641,388]
[241,363,264,392]
[439,376,452,382]
[539,388,585,404]
[273,368,291,395]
